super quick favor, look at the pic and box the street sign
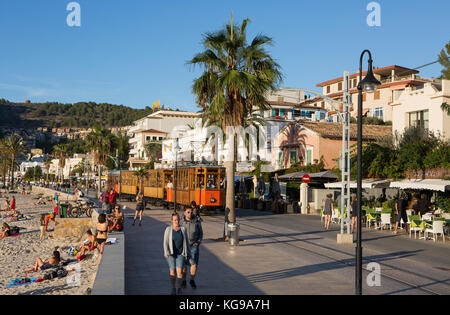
[302,174,310,184]
[236,162,253,173]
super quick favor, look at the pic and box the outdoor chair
[366,212,378,228]
[424,221,445,243]
[422,213,433,221]
[409,215,423,239]
[320,208,325,222]
[378,213,393,230]
[331,209,340,224]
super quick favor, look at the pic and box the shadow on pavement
[124,209,265,295]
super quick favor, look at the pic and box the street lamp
[173,138,181,213]
[356,50,381,295]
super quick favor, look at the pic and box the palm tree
[133,168,148,194]
[4,134,24,188]
[53,144,68,184]
[0,138,9,188]
[189,17,282,222]
[86,127,118,197]
[441,102,450,116]
[144,142,162,164]
[43,158,52,182]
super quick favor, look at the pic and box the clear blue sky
[0,0,449,111]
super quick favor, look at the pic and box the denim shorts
[166,254,185,270]
[186,245,200,266]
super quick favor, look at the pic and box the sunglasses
[186,210,192,214]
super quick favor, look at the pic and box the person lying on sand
[78,230,97,257]
[24,250,61,272]
[9,210,20,222]
[0,223,11,239]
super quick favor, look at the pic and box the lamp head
[358,59,381,93]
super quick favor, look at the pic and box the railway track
[207,215,449,295]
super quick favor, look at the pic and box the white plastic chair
[378,213,392,230]
[422,213,433,221]
[424,221,445,242]
[331,209,340,224]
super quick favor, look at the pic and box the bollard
[227,223,240,246]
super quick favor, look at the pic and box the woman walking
[133,191,145,226]
[350,195,358,234]
[96,213,108,266]
[323,194,334,230]
[163,212,191,295]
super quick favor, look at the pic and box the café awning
[278,170,338,180]
[390,179,450,192]
[324,179,391,189]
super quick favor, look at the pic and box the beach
[0,190,99,295]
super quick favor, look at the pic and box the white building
[161,88,328,167]
[127,110,200,168]
[390,79,450,139]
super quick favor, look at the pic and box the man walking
[181,204,203,289]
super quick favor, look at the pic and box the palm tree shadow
[279,122,307,168]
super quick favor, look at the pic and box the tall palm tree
[53,144,68,183]
[0,138,9,188]
[86,126,118,197]
[189,17,282,222]
[43,158,52,182]
[133,168,148,194]
[4,134,24,188]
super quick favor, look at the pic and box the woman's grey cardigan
[163,226,191,258]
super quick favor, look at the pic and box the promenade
[122,204,450,295]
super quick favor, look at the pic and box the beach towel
[4,277,39,289]
[105,238,117,245]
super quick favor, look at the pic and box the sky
[0,0,449,112]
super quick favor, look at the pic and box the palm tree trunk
[225,133,236,223]
[98,166,102,198]
[10,154,15,188]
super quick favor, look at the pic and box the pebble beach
[0,190,99,295]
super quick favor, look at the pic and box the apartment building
[127,110,200,168]
[390,79,450,139]
[315,65,435,122]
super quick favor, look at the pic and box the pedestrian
[163,212,191,295]
[181,204,203,290]
[394,191,409,234]
[96,213,108,266]
[189,201,202,222]
[39,214,46,240]
[132,191,145,226]
[350,195,358,234]
[323,194,334,230]
[416,193,431,217]
[106,188,118,214]
[10,196,16,212]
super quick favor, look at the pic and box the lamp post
[173,138,181,213]
[356,50,381,295]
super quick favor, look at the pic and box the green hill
[0,98,155,128]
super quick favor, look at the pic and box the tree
[53,144,68,183]
[0,138,10,187]
[4,134,24,188]
[189,17,282,223]
[133,168,148,194]
[438,40,450,80]
[86,126,118,197]
[441,102,450,116]
[144,142,162,164]
[43,158,52,182]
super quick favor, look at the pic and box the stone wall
[54,218,95,239]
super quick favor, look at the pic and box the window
[362,93,366,102]
[374,90,380,100]
[159,137,163,141]
[306,148,313,165]
[146,136,151,141]
[372,107,384,120]
[278,152,283,168]
[327,86,331,94]
[338,82,342,91]
[409,110,429,129]
[290,150,297,165]
[353,79,357,88]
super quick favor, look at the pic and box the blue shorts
[187,245,199,266]
[166,255,185,270]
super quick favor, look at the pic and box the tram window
[220,172,225,189]
[197,174,205,189]
[206,174,218,189]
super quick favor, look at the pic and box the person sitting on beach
[78,230,97,257]
[108,205,124,232]
[9,209,21,222]
[24,250,61,272]
[0,223,11,239]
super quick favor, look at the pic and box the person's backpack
[101,193,107,203]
